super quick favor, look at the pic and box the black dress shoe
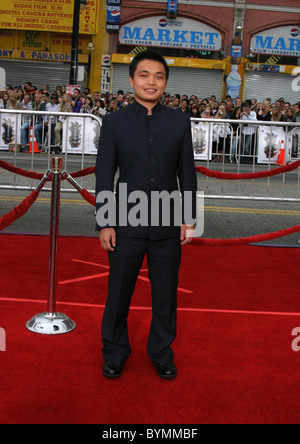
[102,361,123,379]
[156,362,177,379]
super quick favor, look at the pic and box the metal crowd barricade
[1,109,300,201]
[0,109,102,193]
[191,118,300,202]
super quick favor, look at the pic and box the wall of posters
[0,113,21,150]
[62,116,100,155]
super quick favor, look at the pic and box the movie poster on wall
[191,122,212,161]
[0,113,21,150]
[62,117,100,155]
[257,125,290,164]
[288,129,300,160]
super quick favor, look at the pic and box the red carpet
[1,234,300,424]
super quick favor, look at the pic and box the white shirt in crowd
[45,102,60,124]
[242,111,257,135]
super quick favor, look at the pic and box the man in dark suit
[95,50,197,379]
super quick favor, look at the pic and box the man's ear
[129,77,134,88]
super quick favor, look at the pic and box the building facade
[106,0,300,102]
[0,0,107,92]
[0,0,299,102]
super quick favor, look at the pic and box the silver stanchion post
[26,158,76,335]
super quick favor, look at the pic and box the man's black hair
[243,100,252,108]
[129,50,169,81]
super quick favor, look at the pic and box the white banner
[119,16,222,51]
[62,117,100,155]
[257,126,291,164]
[250,26,300,57]
[0,113,21,150]
[192,122,212,161]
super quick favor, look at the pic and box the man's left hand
[180,224,195,245]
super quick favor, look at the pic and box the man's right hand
[99,228,116,252]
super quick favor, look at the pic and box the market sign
[119,16,222,51]
[250,26,300,57]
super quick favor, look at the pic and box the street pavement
[1,151,300,246]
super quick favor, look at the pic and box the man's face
[129,59,167,107]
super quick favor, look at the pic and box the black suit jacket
[95,100,197,240]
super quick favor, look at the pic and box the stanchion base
[26,312,76,335]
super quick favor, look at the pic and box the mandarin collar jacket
[95,100,197,240]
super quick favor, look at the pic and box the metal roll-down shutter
[245,71,297,104]
[112,63,224,100]
[0,59,86,91]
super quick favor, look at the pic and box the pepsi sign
[101,55,111,93]
[250,26,300,57]
[106,0,122,33]
[291,28,299,38]
[167,0,178,19]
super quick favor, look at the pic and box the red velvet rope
[191,223,300,247]
[70,167,95,179]
[0,160,44,181]
[71,160,300,181]
[0,189,42,231]
[2,159,300,183]
[196,160,300,180]
[79,188,96,207]
[2,160,300,245]
[0,161,94,181]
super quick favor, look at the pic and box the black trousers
[101,235,182,364]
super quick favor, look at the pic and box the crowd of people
[0,81,300,156]
[0,82,109,153]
